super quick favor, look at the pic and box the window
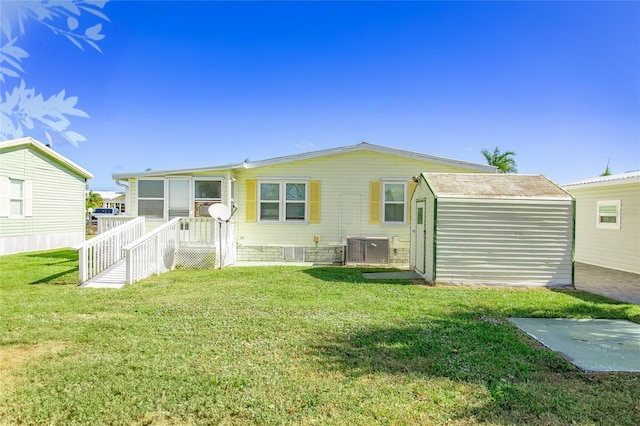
[383,182,406,223]
[259,181,307,222]
[194,180,222,217]
[10,179,24,216]
[596,200,621,229]
[138,179,164,219]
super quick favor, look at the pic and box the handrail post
[78,245,88,283]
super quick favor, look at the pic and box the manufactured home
[411,173,574,287]
[0,137,93,255]
[112,143,496,266]
[563,171,640,274]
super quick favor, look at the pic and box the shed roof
[421,173,572,200]
[0,137,93,179]
[562,171,640,190]
[113,142,496,179]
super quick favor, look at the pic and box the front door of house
[168,178,190,219]
[415,200,426,273]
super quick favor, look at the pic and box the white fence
[122,217,236,285]
[97,216,137,234]
[75,217,146,283]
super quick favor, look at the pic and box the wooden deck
[80,260,126,289]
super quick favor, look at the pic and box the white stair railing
[75,217,146,284]
[123,218,182,284]
[97,216,137,234]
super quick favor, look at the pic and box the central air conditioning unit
[346,237,389,265]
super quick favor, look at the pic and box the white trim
[257,179,309,223]
[596,200,621,230]
[0,177,9,217]
[382,180,408,225]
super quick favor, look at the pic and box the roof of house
[112,142,496,179]
[0,137,93,179]
[421,173,572,200]
[562,171,640,190]
[95,191,125,200]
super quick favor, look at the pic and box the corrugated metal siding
[568,183,640,274]
[434,199,574,286]
[236,150,481,249]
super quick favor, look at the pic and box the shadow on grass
[302,266,417,285]
[309,310,638,424]
[30,267,78,285]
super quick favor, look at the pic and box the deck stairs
[81,260,126,288]
[75,216,234,288]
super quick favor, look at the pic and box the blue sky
[4,1,639,190]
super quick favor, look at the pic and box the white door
[168,179,191,219]
[415,200,426,273]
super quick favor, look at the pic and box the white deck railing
[75,216,146,283]
[97,216,137,234]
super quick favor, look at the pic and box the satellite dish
[208,204,231,222]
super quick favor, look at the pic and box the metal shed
[410,173,574,287]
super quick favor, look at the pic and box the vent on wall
[346,237,389,264]
[283,247,305,262]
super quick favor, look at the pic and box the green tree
[86,190,103,213]
[481,147,518,173]
[600,159,612,176]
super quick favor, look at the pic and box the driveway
[574,262,640,306]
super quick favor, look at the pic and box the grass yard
[1,249,639,425]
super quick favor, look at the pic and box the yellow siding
[235,150,483,250]
[568,182,640,274]
[245,180,257,222]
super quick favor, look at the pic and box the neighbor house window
[596,200,621,229]
[10,179,24,216]
[138,179,164,219]
[194,179,222,217]
[259,181,307,222]
[383,181,406,223]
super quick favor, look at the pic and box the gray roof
[562,171,640,189]
[421,173,572,200]
[113,142,496,179]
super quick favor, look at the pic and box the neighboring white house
[0,137,93,255]
[112,142,496,266]
[96,191,126,213]
[563,171,640,274]
[411,173,574,287]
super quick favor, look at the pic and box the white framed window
[194,179,222,217]
[10,179,24,216]
[138,179,165,219]
[596,200,621,229]
[259,181,307,222]
[383,181,407,224]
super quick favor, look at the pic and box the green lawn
[1,249,639,425]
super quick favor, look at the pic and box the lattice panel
[174,247,217,269]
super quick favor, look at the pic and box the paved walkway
[574,262,640,305]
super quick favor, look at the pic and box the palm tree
[481,147,518,173]
[600,159,612,176]
[86,190,103,213]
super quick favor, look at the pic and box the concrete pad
[362,271,422,280]
[510,318,640,372]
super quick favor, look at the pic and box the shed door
[415,200,426,273]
